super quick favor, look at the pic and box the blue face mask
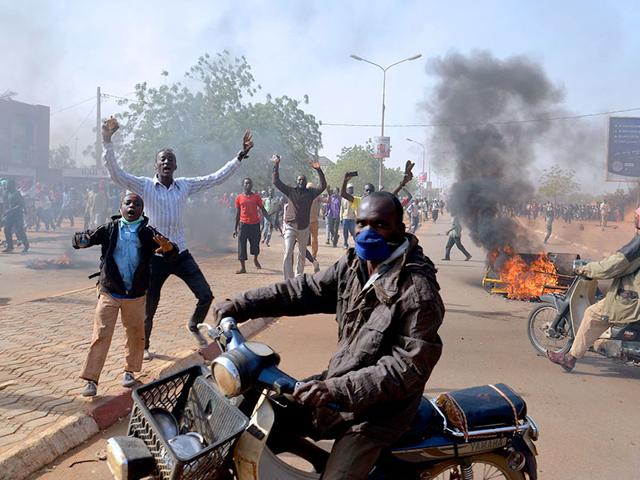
[355,227,391,261]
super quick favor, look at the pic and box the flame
[494,249,559,300]
[25,253,72,270]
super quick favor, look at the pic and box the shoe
[143,349,153,361]
[546,350,576,372]
[188,326,208,347]
[1,247,13,253]
[325,240,330,245]
[81,380,97,397]
[441,258,450,261]
[21,247,29,254]
[122,371,137,387]
[465,255,472,261]
[312,260,320,273]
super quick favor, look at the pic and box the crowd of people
[0,177,128,253]
[71,117,451,400]
[511,199,624,224]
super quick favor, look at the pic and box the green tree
[114,51,322,189]
[325,142,407,194]
[49,145,75,168]
[538,165,579,203]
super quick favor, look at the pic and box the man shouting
[102,117,253,357]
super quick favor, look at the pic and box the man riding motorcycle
[214,191,445,480]
[547,207,640,371]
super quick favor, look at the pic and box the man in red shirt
[234,178,271,274]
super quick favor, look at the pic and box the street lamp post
[350,53,422,190]
[406,137,429,197]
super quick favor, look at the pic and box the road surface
[32,215,640,479]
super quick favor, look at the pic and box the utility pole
[350,54,422,191]
[95,86,102,168]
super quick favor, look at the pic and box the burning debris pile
[424,51,590,298]
[25,253,72,270]
[483,249,577,300]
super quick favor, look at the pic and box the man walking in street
[101,117,253,356]
[325,187,341,247]
[261,187,279,247]
[2,179,29,253]
[442,215,472,261]
[234,178,270,274]
[600,199,610,230]
[307,181,321,272]
[272,154,326,280]
[544,202,554,244]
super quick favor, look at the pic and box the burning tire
[527,303,572,355]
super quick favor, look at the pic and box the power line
[321,107,640,128]
[64,104,96,145]
[51,96,95,115]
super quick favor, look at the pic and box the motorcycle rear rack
[429,399,539,441]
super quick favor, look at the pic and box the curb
[0,317,276,480]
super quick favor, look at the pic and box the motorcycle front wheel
[423,453,525,479]
[527,303,572,355]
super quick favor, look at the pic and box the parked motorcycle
[528,260,640,364]
[107,318,539,480]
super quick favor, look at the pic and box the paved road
[34,216,640,479]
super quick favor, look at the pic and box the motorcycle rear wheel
[527,303,572,355]
[423,453,525,479]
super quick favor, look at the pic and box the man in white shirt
[600,200,610,230]
[101,117,253,356]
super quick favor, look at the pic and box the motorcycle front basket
[128,365,248,480]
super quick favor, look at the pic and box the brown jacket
[584,234,640,324]
[229,234,444,441]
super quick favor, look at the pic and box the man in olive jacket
[548,209,640,371]
[214,191,444,479]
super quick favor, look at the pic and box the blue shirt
[113,220,142,294]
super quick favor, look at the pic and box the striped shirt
[103,142,240,251]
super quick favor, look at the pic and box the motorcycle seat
[436,384,527,437]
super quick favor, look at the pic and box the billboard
[373,136,390,159]
[607,117,640,181]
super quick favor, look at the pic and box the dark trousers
[4,216,29,250]
[271,400,387,480]
[144,251,213,349]
[342,219,356,247]
[238,222,261,261]
[444,235,470,259]
[327,216,340,246]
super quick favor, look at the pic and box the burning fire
[25,253,72,270]
[494,248,559,300]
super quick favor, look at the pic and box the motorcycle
[528,260,640,364]
[108,318,539,480]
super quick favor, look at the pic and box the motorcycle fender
[522,433,538,457]
[513,436,538,480]
[234,393,274,480]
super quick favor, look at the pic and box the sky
[3,0,640,191]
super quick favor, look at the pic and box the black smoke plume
[424,51,567,254]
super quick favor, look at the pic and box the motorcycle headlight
[212,356,242,397]
[211,342,278,398]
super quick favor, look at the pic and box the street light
[406,137,428,181]
[350,53,422,190]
